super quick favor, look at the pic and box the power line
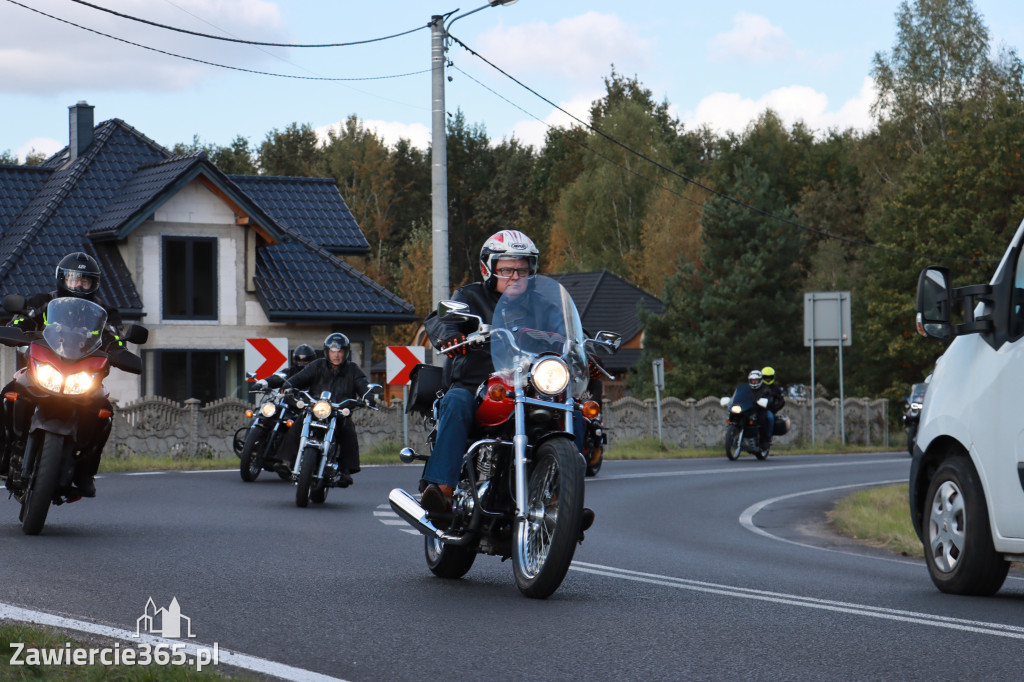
[448,33,1000,265]
[6,0,430,82]
[69,0,427,47]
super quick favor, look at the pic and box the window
[163,237,217,320]
[152,350,244,403]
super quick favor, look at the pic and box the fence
[107,394,889,459]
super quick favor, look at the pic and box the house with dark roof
[550,270,663,400]
[0,102,416,404]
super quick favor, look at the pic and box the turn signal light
[285,419,294,428]
[487,383,507,402]
[245,409,254,418]
[98,409,113,419]
[4,391,17,402]
[582,400,600,419]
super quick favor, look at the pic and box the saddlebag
[406,363,443,415]
[773,415,791,436]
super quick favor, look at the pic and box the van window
[1012,249,1024,339]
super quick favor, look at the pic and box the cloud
[507,93,599,149]
[315,119,431,151]
[682,77,877,136]
[15,137,63,162]
[709,12,793,62]
[0,0,286,94]
[475,12,653,81]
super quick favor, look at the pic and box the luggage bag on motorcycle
[773,415,791,436]
[406,363,443,415]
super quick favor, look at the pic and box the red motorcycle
[389,276,620,598]
[0,295,147,534]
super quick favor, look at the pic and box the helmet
[479,230,539,289]
[748,370,763,389]
[293,344,316,367]
[55,252,101,299]
[761,366,776,385]
[323,333,350,363]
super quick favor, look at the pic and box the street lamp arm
[445,0,517,34]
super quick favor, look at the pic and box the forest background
[5,0,1023,417]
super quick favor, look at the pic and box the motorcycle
[289,384,382,508]
[388,275,621,599]
[579,399,607,477]
[902,382,927,456]
[0,295,147,534]
[237,372,298,482]
[720,384,770,461]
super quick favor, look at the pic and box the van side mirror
[916,267,953,341]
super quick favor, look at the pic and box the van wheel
[923,456,1009,595]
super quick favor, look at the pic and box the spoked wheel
[512,437,584,599]
[924,456,1008,595]
[21,432,63,535]
[238,426,265,482]
[425,535,476,579]
[725,425,742,460]
[295,446,318,508]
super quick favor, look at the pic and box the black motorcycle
[902,382,927,456]
[721,384,769,461]
[0,295,146,534]
[289,385,382,508]
[237,374,298,482]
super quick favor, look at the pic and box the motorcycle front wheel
[426,536,476,579]
[238,426,265,482]
[724,424,742,460]
[295,446,318,508]
[512,437,584,599]
[21,432,63,535]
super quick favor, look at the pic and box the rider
[420,230,595,533]
[747,369,774,456]
[761,365,786,444]
[0,252,124,496]
[280,343,317,380]
[259,333,369,487]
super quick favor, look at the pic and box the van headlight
[532,358,569,395]
[312,400,332,420]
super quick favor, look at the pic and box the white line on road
[569,561,1024,640]
[589,456,907,482]
[0,602,347,681]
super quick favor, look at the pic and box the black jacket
[424,282,501,392]
[765,384,785,413]
[267,357,369,401]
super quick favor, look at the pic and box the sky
[1,0,1022,162]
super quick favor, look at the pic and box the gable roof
[0,112,411,324]
[550,270,663,372]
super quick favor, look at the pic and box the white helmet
[748,370,763,389]
[479,230,539,288]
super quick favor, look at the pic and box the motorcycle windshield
[42,297,107,361]
[491,276,588,399]
[909,383,927,403]
[730,384,755,411]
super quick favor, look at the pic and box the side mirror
[916,266,953,341]
[585,331,622,354]
[719,396,730,408]
[122,323,149,345]
[3,294,25,314]
[110,348,143,374]
[438,300,470,319]
[364,383,383,399]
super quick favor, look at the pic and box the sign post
[652,358,665,443]
[387,346,426,447]
[803,292,852,444]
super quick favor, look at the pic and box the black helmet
[323,333,350,363]
[293,344,316,366]
[56,252,101,299]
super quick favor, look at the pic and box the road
[3,453,1024,681]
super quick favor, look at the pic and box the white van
[913,220,1024,594]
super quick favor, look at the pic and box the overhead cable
[69,0,428,47]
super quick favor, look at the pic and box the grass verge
[828,483,922,558]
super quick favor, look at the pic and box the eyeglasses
[495,267,531,278]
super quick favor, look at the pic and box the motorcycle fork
[293,416,313,476]
[316,418,338,481]
[512,367,528,521]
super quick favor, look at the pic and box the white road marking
[0,602,347,681]
[589,457,906,482]
[569,561,1024,639]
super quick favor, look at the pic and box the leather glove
[253,379,269,391]
[441,334,468,355]
[588,360,604,379]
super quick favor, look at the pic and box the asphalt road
[3,453,1024,681]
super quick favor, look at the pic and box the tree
[171,135,258,175]
[258,123,321,177]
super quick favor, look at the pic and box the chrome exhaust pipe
[388,488,475,546]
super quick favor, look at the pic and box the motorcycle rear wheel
[725,424,742,460]
[295,446,317,508]
[585,445,603,477]
[512,437,584,599]
[238,426,265,482]
[21,432,63,535]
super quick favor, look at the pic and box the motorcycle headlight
[910,402,923,411]
[260,402,277,418]
[34,363,64,393]
[64,371,96,395]
[731,405,742,414]
[532,357,569,395]
[312,400,332,420]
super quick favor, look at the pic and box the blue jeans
[422,388,476,488]
[759,410,775,447]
